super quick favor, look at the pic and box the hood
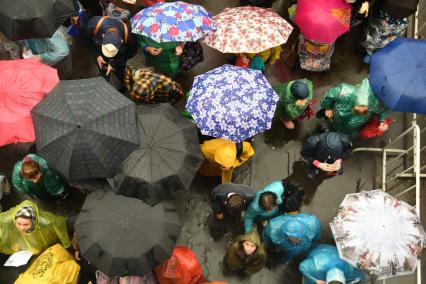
[214,141,237,168]
[317,132,345,161]
[235,226,261,246]
[258,180,284,205]
[355,78,373,107]
[281,219,307,239]
[11,200,40,228]
[326,267,346,283]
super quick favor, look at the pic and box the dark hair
[226,194,245,216]
[281,178,305,212]
[22,160,41,180]
[235,142,243,162]
[328,281,344,284]
[259,192,277,211]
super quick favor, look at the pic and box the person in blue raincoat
[299,244,365,284]
[262,213,321,263]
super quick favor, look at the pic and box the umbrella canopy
[330,190,426,280]
[186,64,279,142]
[294,0,351,43]
[108,104,203,206]
[382,0,419,18]
[75,189,181,277]
[121,0,164,7]
[0,59,59,146]
[130,1,216,42]
[32,77,139,181]
[369,38,426,114]
[203,6,293,53]
[0,0,76,41]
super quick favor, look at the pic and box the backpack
[105,3,131,22]
[93,16,129,44]
[180,42,203,70]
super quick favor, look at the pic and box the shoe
[283,120,295,129]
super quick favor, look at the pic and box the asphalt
[0,0,425,283]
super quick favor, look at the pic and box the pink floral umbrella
[294,0,351,43]
[203,6,293,54]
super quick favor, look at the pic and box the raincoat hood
[327,267,346,283]
[214,141,237,168]
[13,200,40,228]
[282,219,307,238]
[355,78,372,107]
[322,132,344,160]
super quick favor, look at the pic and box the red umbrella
[0,59,58,146]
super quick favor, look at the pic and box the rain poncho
[299,245,365,284]
[244,180,284,233]
[321,78,389,138]
[225,227,267,275]
[199,138,255,184]
[12,154,65,199]
[274,79,313,120]
[0,200,71,255]
[262,213,321,262]
[137,35,182,76]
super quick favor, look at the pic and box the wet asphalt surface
[1,0,425,283]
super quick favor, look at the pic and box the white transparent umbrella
[330,190,426,280]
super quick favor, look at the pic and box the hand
[316,280,327,284]
[96,56,106,69]
[215,212,224,220]
[359,1,369,17]
[106,64,115,76]
[74,250,81,261]
[146,47,162,56]
[325,109,333,119]
[175,44,184,56]
[70,16,79,25]
[240,53,250,65]
[295,99,307,107]
[378,122,389,132]
[318,162,334,172]
[33,54,42,62]
[332,159,342,171]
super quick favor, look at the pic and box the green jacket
[136,35,181,76]
[321,78,388,138]
[0,200,71,255]
[12,154,65,199]
[274,79,313,120]
[225,227,267,275]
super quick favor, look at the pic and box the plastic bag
[180,42,204,70]
[359,115,392,139]
[14,244,80,284]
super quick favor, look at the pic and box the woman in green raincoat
[274,79,313,129]
[0,200,71,255]
[12,154,66,200]
[320,78,389,139]
[136,35,184,76]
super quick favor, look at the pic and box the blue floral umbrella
[186,65,279,143]
[130,1,216,42]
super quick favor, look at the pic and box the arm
[299,259,319,283]
[376,108,389,122]
[243,205,257,233]
[320,85,342,110]
[211,189,225,215]
[80,17,103,58]
[12,162,27,194]
[300,136,320,165]
[340,134,353,160]
[44,170,65,197]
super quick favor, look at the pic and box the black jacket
[301,132,352,165]
[211,183,256,214]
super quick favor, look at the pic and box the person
[124,65,184,104]
[235,46,282,73]
[224,227,267,275]
[0,200,71,255]
[262,213,321,263]
[12,154,67,200]
[319,78,389,139]
[199,138,255,184]
[299,244,365,284]
[136,35,184,77]
[300,131,352,179]
[298,34,335,72]
[0,31,21,60]
[20,26,72,79]
[274,79,313,129]
[81,15,137,88]
[346,0,371,27]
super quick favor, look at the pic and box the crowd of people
[0,0,421,283]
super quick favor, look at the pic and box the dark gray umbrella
[0,0,76,40]
[74,189,181,277]
[32,77,140,181]
[108,104,203,206]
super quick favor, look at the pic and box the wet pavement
[1,0,425,283]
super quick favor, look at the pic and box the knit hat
[290,80,309,99]
[282,219,307,239]
[15,205,36,232]
[102,30,122,58]
[326,268,346,283]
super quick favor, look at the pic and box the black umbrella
[0,0,76,41]
[381,0,419,18]
[108,104,203,206]
[32,77,140,181]
[74,189,181,277]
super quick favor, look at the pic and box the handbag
[359,115,392,139]
[180,42,204,70]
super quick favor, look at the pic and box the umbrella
[108,104,203,206]
[369,38,426,114]
[382,0,419,18]
[0,0,76,41]
[203,6,293,54]
[186,64,279,143]
[31,77,140,181]
[121,0,165,7]
[74,189,181,277]
[330,190,426,279]
[294,0,351,43]
[130,1,216,42]
[0,59,59,147]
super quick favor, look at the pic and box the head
[259,192,277,212]
[225,194,246,216]
[290,80,309,100]
[102,28,123,58]
[326,268,346,284]
[22,159,41,183]
[353,105,369,115]
[242,240,257,255]
[282,219,307,244]
[281,179,304,212]
[15,206,36,233]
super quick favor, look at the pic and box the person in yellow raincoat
[0,200,71,255]
[199,138,255,184]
